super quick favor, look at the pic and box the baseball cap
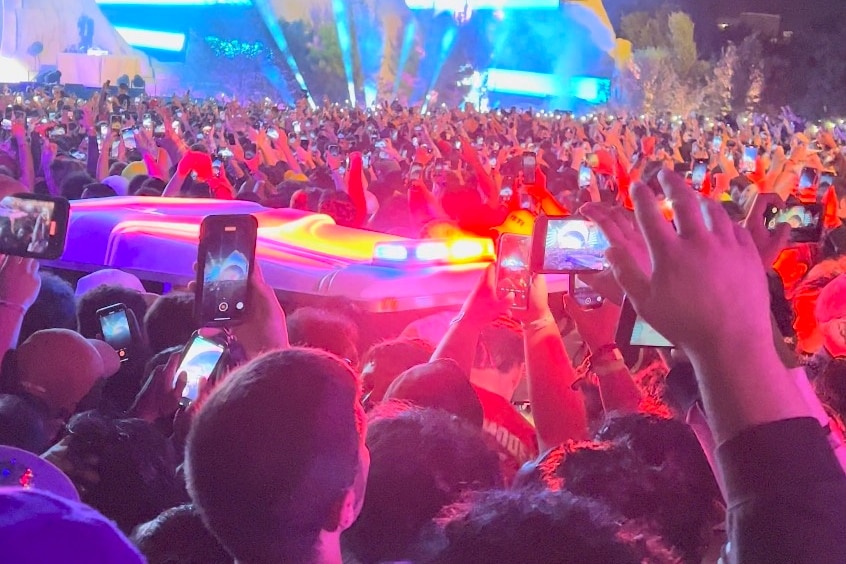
[0,487,144,563]
[16,329,121,418]
[383,359,484,427]
[101,175,129,197]
[816,273,846,324]
[0,445,79,501]
[121,161,147,181]
[75,269,158,306]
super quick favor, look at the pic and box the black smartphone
[110,114,122,131]
[765,203,823,243]
[327,144,340,157]
[97,303,133,362]
[0,193,69,259]
[615,297,673,349]
[195,214,258,326]
[121,127,137,150]
[496,233,532,310]
[570,275,604,311]
[799,167,819,192]
[579,164,591,188]
[691,159,708,191]
[531,216,610,274]
[175,331,227,403]
[522,152,537,184]
[500,175,515,202]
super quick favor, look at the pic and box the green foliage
[667,12,697,78]
[619,10,671,50]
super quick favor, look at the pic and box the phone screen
[197,215,257,326]
[496,234,532,310]
[522,153,537,184]
[176,334,226,402]
[110,114,122,130]
[711,136,722,152]
[767,205,820,230]
[99,306,131,361]
[742,146,757,172]
[691,161,707,190]
[0,195,68,259]
[409,164,423,181]
[122,128,136,149]
[799,167,819,191]
[536,218,610,273]
[630,316,673,348]
[579,165,591,188]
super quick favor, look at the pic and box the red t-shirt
[473,385,539,473]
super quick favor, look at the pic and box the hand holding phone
[175,331,227,403]
[97,303,137,362]
[496,234,532,310]
[195,215,258,326]
[765,203,822,243]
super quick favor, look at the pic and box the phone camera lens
[235,302,244,311]
[218,302,229,312]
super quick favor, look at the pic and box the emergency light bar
[373,238,495,267]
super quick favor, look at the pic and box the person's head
[0,488,144,563]
[815,358,846,425]
[11,329,120,422]
[46,411,183,533]
[186,348,368,564]
[343,404,501,563]
[0,394,48,453]
[19,271,77,344]
[516,435,721,561]
[471,318,525,400]
[128,174,151,195]
[432,489,674,564]
[131,504,230,564]
[81,182,118,199]
[50,159,86,194]
[139,176,166,194]
[383,359,484,428]
[60,171,96,200]
[360,338,434,408]
[76,284,149,340]
[816,273,846,357]
[287,307,360,369]
[143,291,197,355]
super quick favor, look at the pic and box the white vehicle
[50,197,569,314]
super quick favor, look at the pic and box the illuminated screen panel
[96,0,251,5]
[405,0,558,8]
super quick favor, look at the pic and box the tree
[668,12,697,78]
[619,10,671,50]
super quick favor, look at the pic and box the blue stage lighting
[393,21,418,97]
[405,0,557,9]
[114,26,186,51]
[331,0,358,106]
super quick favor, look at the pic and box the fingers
[606,246,651,305]
[174,371,187,397]
[702,197,735,243]
[630,182,674,265]
[658,170,706,239]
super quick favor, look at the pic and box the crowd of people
[1,80,846,563]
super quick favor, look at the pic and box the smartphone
[821,172,835,188]
[571,275,604,311]
[711,135,722,152]
[409,163,423,181]
[195,215,258,326]
[97,303,133,362]
[616,297,673,349]
[327,144,340,157]
[219,148,234,159]
[691,159,708,191]
[496,234,532,310]
[799,167,819,192]
[121,128,137,149]
[531,216,610,274]
[266,127,279,140]
[142,114,152,128]
[293,121,301,134]
[99,123,108,137]
[175,332,227,403]
[362,152,371,169]
[522,152,537,184]
[765,203,823,243]
[0,193,69,259]
[375,140,387,149]
[578,165,591,188]
[110,114,122,131]
[742,145,757,173]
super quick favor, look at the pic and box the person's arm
[518,275,589,450]
[96,129,117,181]
[0,256,41,354]
[11,123,34,191]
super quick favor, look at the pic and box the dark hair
[131,504,230,564]
[64,411,184,533]
[517,427,722,561]
[287,307,360,368]
[433,489,675,563]
[140,177,166,194]
[19,271,76,344]
[143,292,197,355]
[360,338,434,407]
[81,182,118,199]
[134,186,162,197]
[344,405,501,563]
[128,174,151,195]
[475,318,524,373]
[0,393,48,453]
[815,358,846,424]
[186,349,361,563]
[60,171,96,200]
[76,284,148,341]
